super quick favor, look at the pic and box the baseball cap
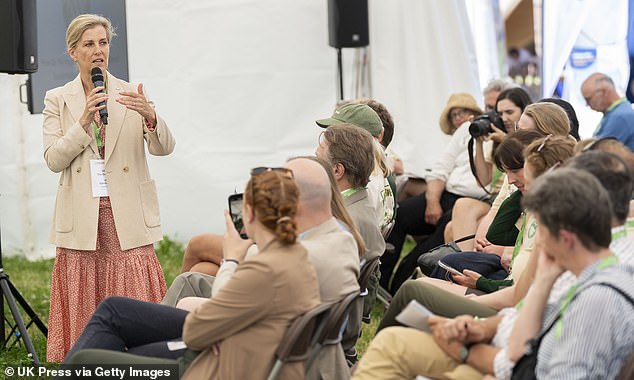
[315,103,383,137]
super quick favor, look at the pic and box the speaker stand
[336,47,344,101]
[0,226,47,365]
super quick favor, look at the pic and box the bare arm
[474,138,492,185]
[466,343,500,374]
[507,252,562,361]
[425,179,446,225]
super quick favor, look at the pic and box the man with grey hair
[482,78,518,112]
[581,72,634,150]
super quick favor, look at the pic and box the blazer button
[76,167,81,173]
[80,144,85,149]
[123,166,129,173]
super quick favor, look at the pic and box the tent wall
[0,0,483,259]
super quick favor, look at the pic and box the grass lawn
[1,235,412,370]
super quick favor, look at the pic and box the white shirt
[424,121,491,200]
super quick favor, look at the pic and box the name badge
[90,159,109,197]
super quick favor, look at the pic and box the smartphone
[228,193,248,239]
[437,260,464,277]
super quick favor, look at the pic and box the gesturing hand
[116,83,156,126]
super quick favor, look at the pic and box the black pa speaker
[0,0,38,74]
[327,0,369,48]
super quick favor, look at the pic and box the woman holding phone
[64,167,321,380]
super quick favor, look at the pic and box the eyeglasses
[250,167,294,178]
[450,108,468,119]
[536,134,552,153]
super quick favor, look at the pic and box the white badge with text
[90,159,109,197]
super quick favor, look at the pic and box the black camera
[468,111,505,138]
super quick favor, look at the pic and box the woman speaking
[42,14,175,361]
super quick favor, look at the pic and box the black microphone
[90,67,108,125]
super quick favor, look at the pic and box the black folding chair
[266,302,333,380]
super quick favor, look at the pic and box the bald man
[162,157,360,379]
[581,72,634,150]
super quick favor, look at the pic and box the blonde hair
[66,14,115,51]
[524,135,575,179]
[522,103,570,137]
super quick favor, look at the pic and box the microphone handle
[93,79,108,125]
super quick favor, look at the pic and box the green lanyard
[606,98,627,113]
[92,121,103,149]
[612,226,627,241]
[341,187,362,198]
[510,212,527,265]
[555,254,619,338]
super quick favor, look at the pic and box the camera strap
[467,137,491,196]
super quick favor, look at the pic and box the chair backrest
[321,291,359,345]
[358,256,380,292]
[266,302,333,380]
[305,291,359,371]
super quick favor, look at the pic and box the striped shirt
[493,230,634,380]
[535,263,634,379]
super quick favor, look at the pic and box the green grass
[1,236,185,371]
[1,234,413,368]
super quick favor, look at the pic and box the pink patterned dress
[46,114,167,362]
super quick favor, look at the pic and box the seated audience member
[354,97,403,176]
[316,103,395,232]
[582,72,634,150]
[429,131,543,285]
[539,97,580,141]
[315,123,385,364]
[400,79,517,203]
[446,87,532,250]
[450,100,575,252]
[353,152,634,380]
[377,135,576,329]
[64,168,321,380]
[162,156,362,309]
[381,93,492,294]
[417,136,573,299]
[508,165,634,379]
[165,157,361,380]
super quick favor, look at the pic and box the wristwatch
[458,345,469,363]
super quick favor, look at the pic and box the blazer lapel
[62,75,99,156]
[104,72,127,164]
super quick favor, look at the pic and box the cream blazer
[43,72,175,251]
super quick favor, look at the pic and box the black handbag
[511,282,634,379]
[416,234,475,276]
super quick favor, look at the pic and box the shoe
[345,347,358,367]
[362,313,371,324]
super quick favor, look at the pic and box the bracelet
[221,259,239,266]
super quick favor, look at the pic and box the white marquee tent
[3,0,624,259]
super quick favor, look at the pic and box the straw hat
[438,93,483,135]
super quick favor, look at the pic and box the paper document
[395,299,434,332]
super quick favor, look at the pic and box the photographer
[383,93,492,294]
[446,88,532,249]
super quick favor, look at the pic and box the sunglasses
[250,167,294,178]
